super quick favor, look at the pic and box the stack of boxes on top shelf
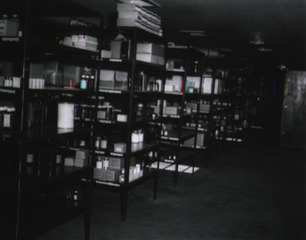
[116,3,163,37]
[136,43,165,65]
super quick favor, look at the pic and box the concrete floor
[36,129,306,240]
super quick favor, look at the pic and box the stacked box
[0,19,19,36]
[117,3,162,36]
[99,70,128,90]
[136,43,165,65]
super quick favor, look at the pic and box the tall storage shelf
[0,0,102,239]
[225,68,247,142]
[159,45,205,186]
[93,27,164,220]
[220,62,249,143]
[208,58,250,143]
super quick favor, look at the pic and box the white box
[202,77,212,94]
[12,77,21,88]
[117,114,128,122]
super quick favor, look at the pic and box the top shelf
[25,124,91,142]
[29,0,102,17]
[116,0,161,8]
[29,41,99,62]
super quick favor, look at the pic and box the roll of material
[58,103,74,129]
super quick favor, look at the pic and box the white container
[96,160,102,169]
[131,131,139,143]
[138,130,144,142]
[57,103,74,129]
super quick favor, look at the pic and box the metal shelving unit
[0,0,102,239]
[92,25,164,220]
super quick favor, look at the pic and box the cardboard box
[136,43,164,57]
[115,71,128,89]
[114,143,126,153]
[64,157,74,167]
[108,157,124,170]
[0,19,19,36]
[93,168,103,180]
[136,53,164,65]
[30,63,44,79]
[74,158,88,167]
[164,106,179,115]
[75,150,89,160]
[99,70,115,89]
[117,114,128,122]
[100,70,115,81]
[106,168,120,182]
[110,40,130,59]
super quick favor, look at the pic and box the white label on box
[117,114,127,122]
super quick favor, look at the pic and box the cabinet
[0,0,101,239]
[92,27,164,219]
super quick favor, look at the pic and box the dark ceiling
[53,0,306,69]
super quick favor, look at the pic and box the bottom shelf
[151,161,199,174]
[92,167,158,190]
[18,185,89,239]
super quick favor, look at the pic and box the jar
[119,169,125,183]
[100,137,108,149]
[138,130,144,142]
[96,157,102,169]
[90,75,95,90]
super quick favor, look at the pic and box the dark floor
[36,129,306,240]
